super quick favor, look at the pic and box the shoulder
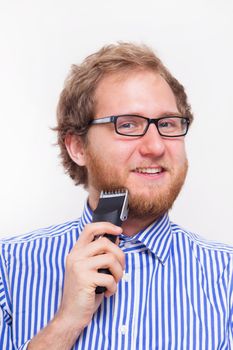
[0,219,82,281]
[170,221,233,255]
[0,219,81,246]
[170,222,233,289]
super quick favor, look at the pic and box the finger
[77,222,122,246]
[80,238,125,269]
[87,253,124,283]
[93,273,117,296]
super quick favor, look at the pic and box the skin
[28,70,188,349]
[71,70,188,235]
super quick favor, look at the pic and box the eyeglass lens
[116,115,188,136]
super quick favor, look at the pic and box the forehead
[94,69,178,117]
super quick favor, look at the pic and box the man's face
[83,70,188,220]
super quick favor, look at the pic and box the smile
[134,167,163,174]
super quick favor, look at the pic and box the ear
[65,134,86,166]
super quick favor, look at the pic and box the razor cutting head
[100,188,128,197]
[99,189,129,222]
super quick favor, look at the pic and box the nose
[139,123,166,157]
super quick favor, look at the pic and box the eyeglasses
[89,114,190,137]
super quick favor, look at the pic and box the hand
[56,222,125,333]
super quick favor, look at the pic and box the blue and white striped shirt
[0,203,233,349]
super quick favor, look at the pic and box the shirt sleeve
[0,248,31,350]
[0,303,13,349]
[229,255,233,348]
[0,309,30,350]
[0,247,13,349]
[0,307,30,349]
[18,340,31,350]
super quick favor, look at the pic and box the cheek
[88,128,136,160]
[100,137,138,164]
[104,147,135,171]
[167,141,187,164]
[87,137,135,170]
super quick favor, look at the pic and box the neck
[121,215,159,237]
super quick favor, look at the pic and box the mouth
[133,167,164,175]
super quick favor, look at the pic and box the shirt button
[120,325,127,335]
[123,272,130,282]
[124,241,131,248]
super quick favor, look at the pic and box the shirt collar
[78,201,93,232]
[78,201,173,265]
[133,214,173,264]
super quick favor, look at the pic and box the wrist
[28,310,85,350]
[52,309,86,339]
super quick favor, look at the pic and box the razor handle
[93,196,127,294]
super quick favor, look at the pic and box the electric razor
[92,189,129,294]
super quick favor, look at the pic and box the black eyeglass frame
[89,114,190,138]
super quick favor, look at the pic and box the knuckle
[116,267,124,282]
[84,223,92,230]
[66,256,77,272]
[119,269,124,279]
[66,252,83,271]
[108,278,117,293]
[107,274,115,286]
[101,237,112,245]
[65,253,73,268]
[108,253,117,265]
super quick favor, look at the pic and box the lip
[134,166,163,174]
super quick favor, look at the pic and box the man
[0,42,232,349]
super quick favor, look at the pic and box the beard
[85,146,188,222]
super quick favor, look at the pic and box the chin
[127,176,186,220]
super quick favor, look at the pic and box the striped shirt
[0,202,233,349]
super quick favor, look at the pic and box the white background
[0,0,232,244]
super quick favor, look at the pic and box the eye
[158,119,177,129]
[117,116,141,131]
[160,122,169,128]
[159,122,172,129]
[118,121,137,130]
[116,116,146,135]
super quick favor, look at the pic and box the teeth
[136,167,162,174]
